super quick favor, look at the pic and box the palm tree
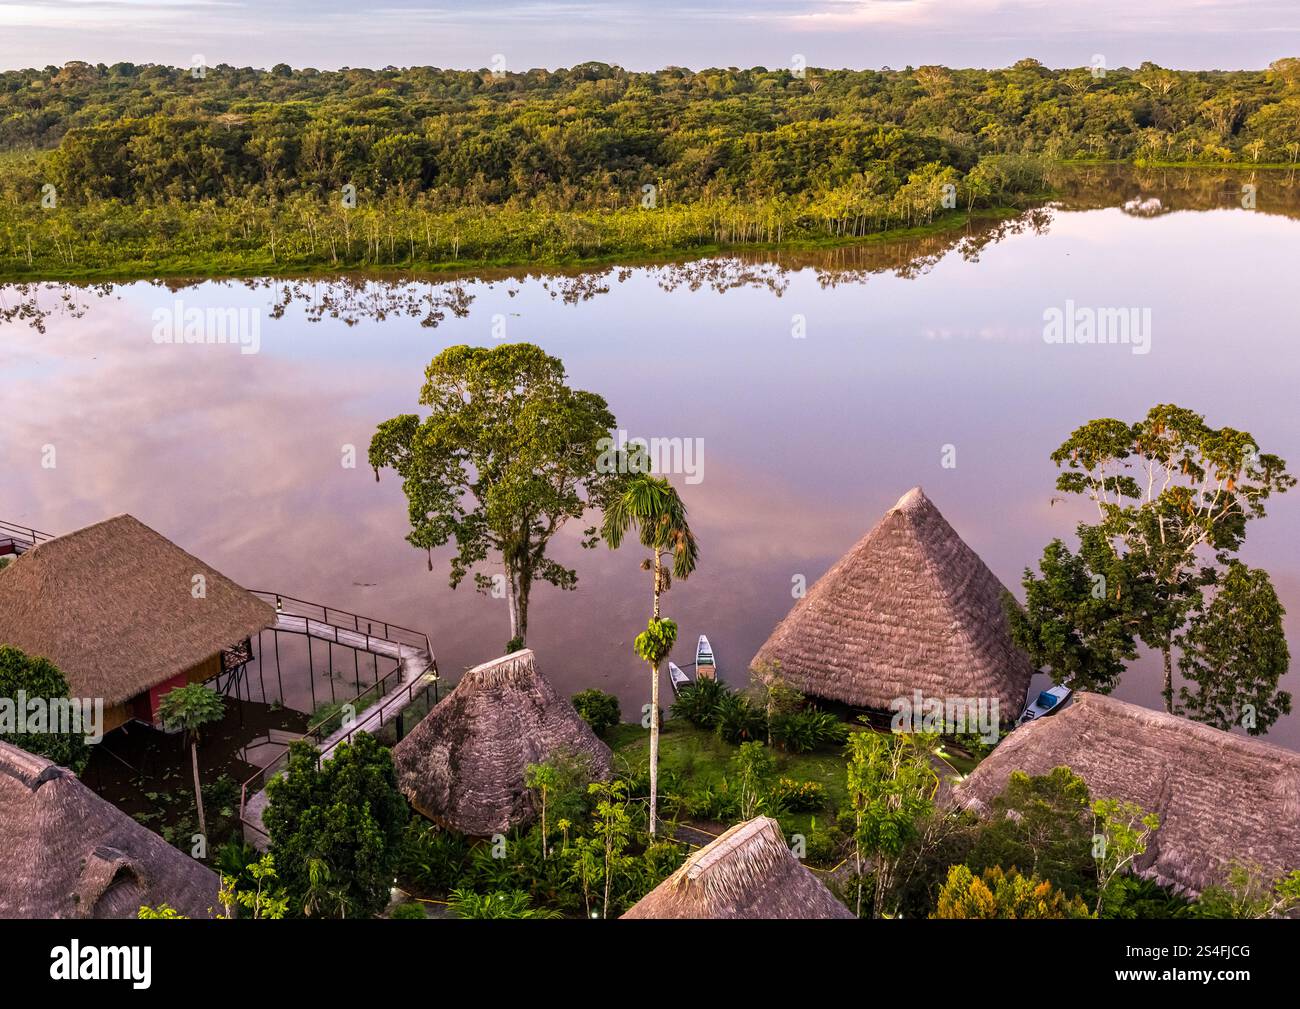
[158,683,226,844]
[603,473,698,837]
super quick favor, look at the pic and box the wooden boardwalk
[241,604,438,849]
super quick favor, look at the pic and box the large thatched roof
[751,487,1033,718]
[954,693,1300,896]
[0,515,274,705]
[393,649,613,836]
[623,816,852,919]
[0,740,220,918]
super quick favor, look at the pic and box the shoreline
[0,206,1028,284]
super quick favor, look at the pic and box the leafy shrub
[769,777,827,813]
[391,901,429,919]
[715,692,767,744]
[397,821,475,894]
[803,820,850,867]
[682,780,741,822]
[769,707,847,753]
[571,689,621,737]
[670,676,729,728]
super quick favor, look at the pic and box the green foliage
[1091,797,1161,917]
[1193,862,1300,919]
[137,904,187,919]
[571,689,621,737]
[1006,527,1141,693]
[845,728,939,918]
[264,733,409,919]
[933,865,1092,919]
[769,777,827,813]
[1175,561,1292,734]
[218,853,290,920]
[714,691,767,745]
[633,617,678,668]
[1100,875,1192,919]
[1029,403,1294,717]
[730,741,776,819]
[157,682,225,734]
[369,343,618,646]
[670,676,729,729]
[966,767,1096,903]
[448,889,562,919]
[0,644,89,772]
[390,901,430,919]
[769,707,849,753]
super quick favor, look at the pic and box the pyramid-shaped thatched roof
[623,816,852,919]
[393,649,613,836]
[954,693,1300,896]
[751,487,1033,718]
[0,515,274,705]
[0,740,221,918]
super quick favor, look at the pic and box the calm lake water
[3,167,1299,748]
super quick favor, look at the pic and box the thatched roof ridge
[393,649,613,836]
[751,487,1033,718]
[954,693,1300,896]
[0,740,220,918]
[0,514,275,704]
[622,816,853,919]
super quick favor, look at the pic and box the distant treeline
[3,59,1300,209]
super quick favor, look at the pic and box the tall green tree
[157,683,226,843]
[1175,561,1291,734]
[264,733,409,918]
[1044,404,1294,711]
[603,473,699,838]
[370,343,619,650]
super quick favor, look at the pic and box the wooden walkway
[241,606,438,849]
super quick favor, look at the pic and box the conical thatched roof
[0,740,220,918]
[0,515,274,705]
[622,816,852,919]
[954,693,1300,896]
[393,649,613,836]
[752,487,1033,719]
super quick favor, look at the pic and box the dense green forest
[2,58,1299,277]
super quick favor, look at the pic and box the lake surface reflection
[3,167,1299,748]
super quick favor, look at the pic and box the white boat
[668,662,692,697]
[696,635,716,680]
[1018,685,1072,725]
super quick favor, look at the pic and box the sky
[1,0,1299,73]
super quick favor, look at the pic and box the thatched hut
[393,649,612,836]
[954,693,1300,896]
[0,515,274,732]
[0,740,221,917]
[751,487,1033,720]
[622,816,852,919]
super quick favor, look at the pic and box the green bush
[570,689,621,737]
[769,777,827,813]
[715,691,767,744]
[670,676,729,728]
[0,644,89,772]
[391,901,429,919]
[770,707,848,753]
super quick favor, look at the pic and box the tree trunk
[649,660,660,839]
[1161,642,1174,712]
[648,551,664,839]
[190,739,207,841]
